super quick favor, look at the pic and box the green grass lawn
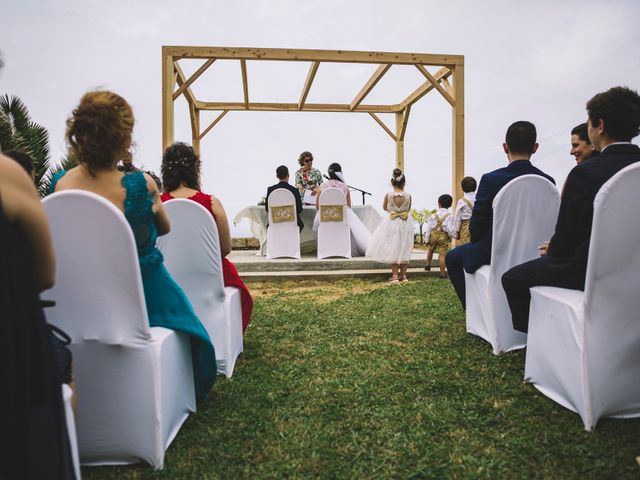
[84,278,639,479]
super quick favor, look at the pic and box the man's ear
[502,142,509,154]
[531,143,539,154]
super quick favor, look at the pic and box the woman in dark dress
[0,154,75,479]
[160,142,254,333]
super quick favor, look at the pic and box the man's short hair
[438,194,453,209]
[505,121,537,155]
[276,165,289,179]
[571,123,591,144]
[586,86,640,141]
[461,176,477,193]
[4,150,34,176]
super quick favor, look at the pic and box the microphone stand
[322,174,372,205]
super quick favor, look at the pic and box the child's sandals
[388,276,400,284]
[400,276,409,284]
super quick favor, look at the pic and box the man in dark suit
[502,86,640,332]
[446,121,555,308]
[266,165,304,231]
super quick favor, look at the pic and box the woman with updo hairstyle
[161,142,253,333]
[312,162,372,256]
[50,91,217,400]
[366,168,414,283]
[294,150,323,205]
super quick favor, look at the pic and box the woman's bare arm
[382,193,388,212]
[0,155,56,291]
[210,196,232,257]
[145,173,170,236]
[346,190,352,208]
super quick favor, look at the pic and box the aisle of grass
[84,278,639,479]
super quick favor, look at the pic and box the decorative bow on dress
[390,211,409,220]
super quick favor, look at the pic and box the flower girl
[366,168,415,283]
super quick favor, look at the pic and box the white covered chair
[266,188,301,259]
[43,191,196,469]
[465,175,560,354]
[525,162,640,431]
[62,384,81,479]
[157,199,243,378]
[317,187,351,259]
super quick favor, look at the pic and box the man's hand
[538,240,550,257]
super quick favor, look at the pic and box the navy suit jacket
[462,159,555,273]
[546,143,640,282]
[265,181,304,231]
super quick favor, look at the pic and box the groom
[445,121,555,308]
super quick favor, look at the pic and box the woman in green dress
[294,151,323,205]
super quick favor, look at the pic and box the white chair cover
[43,191,196,469]
[465,175,560,354]
[317,187,351,259]
[157,199,243,378]
[266,189,301,259]
[62,384,81,480]
[525,162,640,430]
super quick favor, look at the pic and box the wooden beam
[441,76,454,97]
[395,112,404,170]
[162,49,175,152]
[174,62,199,107]
[164,46,464,66]
[240,59,249,109]
[399,67,452,109]
[189,104,200,155]
[397,106,411,141]
[298,61,320,110]
[173,58,215,101]
[369,113,397,141]
[415,64,455,106]
[350,64,391,111]
[199,101,398,113]
[451,64,465,213]
[199,110,229,140]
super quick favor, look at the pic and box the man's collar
[601,141,633,153]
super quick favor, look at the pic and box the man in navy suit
[266,165,304,231]
[503,86,640,332]
[446,121,555,308]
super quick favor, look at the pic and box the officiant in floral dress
[294,151,323,205]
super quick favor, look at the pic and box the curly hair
[161,142,201,192]
[298,151,313,167]
[390,167,406,188]
[66,90,133,176]
[586,86,640,141]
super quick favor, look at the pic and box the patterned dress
[51,170,217,400]
[295,167,323,203]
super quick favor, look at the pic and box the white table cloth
[234,204,383,255]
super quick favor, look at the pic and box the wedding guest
[0,154,75,479]
[449,176,477,246]
[503,86,640,332]
[4,150,35,181]
[445,121,555,308]
[295,151,323,205]
[161,142,254,333]
[265,165,304,231]
[50,91,217,400]
[570,122,598,164]
[424,194,453,278]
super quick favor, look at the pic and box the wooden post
[162,49,175,153]
[189,104,200,155]
[395,112,404,170]
[451,63,464,208]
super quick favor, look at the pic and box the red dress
[161,191,253,333]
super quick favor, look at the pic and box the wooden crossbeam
[165,46,464,66]
[240,60,249,109]
[199,110,229,140]
[174,62,199,107]
[397,106,411,141]
[440,76,454,97]
[350,64,391,111]
[298,62,320,110]
[199,102,398,113]
[415,64,455,106]
[369,113,397,141]
[399,67,451,109]
[173,59,215,101]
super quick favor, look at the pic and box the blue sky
[2,0,639,235]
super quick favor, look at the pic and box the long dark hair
[327,162,343,182]
[161,142,201,192]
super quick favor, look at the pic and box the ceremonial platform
[229,249,441,282]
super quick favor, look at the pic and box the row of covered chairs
[266,187,351,259]
[43,191,243,469]
[463,167,640,431]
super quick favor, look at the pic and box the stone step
[239,267,444,282]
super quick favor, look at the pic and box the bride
[313,162,371,256]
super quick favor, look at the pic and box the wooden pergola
[162,46,465,198]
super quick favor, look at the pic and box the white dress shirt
[424,207,452,239]
[450,192,476,238]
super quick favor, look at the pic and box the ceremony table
[234,205,383,255]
